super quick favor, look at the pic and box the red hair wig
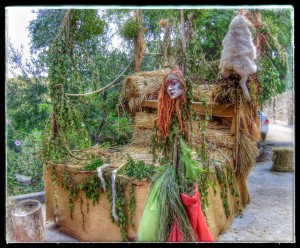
[155,65,187,140]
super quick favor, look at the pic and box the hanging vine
[43,9,91,164]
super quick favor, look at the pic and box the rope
[96,163,110,192]
[111,168,119,222]
[65,59,133,97]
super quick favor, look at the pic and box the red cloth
[168,185,214,242]
[168,220,183,242]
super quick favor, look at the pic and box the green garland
[128,183,136,229]
[214,160,240,218]
[121,155,157,181]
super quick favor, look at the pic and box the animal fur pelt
[219,14,257,102]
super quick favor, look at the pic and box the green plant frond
[157,166,196,242]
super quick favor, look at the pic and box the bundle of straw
[237,129,259,178]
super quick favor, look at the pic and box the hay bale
[271,147,294,172]
[208,147,233,165]
[130,128,153,147]
[120,70,219,114]
[130,112,155,147]
[133,112,155,129]
[119,69,170,113]
[192,120,235,148]
[192,84,215,104]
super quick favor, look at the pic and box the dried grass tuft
[159,19,169,28]
[212,74,245,107]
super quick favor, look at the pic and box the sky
[6,7,38,78]
[5,6,123,78]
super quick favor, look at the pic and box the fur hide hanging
[219,14,257,102]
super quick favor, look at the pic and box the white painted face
[167,79,183,99]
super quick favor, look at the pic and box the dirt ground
[218,123,295,243]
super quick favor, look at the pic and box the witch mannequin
[137,65,214,242]
[153,65,188,166]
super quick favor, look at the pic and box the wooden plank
[141,100,235,118]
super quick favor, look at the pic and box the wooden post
[10,199,45,242]
[162,19,171,68]
[235,92,240,173]
[173,134,178,172]
[133,10,145,73]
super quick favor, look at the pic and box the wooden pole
[235,92,240,173]
[173,134,178,171]
[162,19,171,68]
[180,9,187,76]
[10,199,45,242]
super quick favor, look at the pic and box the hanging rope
[65,59,133,97]
[96,163,110,191]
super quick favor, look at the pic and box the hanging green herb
[127,183,136,230]
[83,175,101,205]
[81,158,104,171]
[68,184,79,219]
[121,155,157,181]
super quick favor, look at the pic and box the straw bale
[130,128,153,147]
[133,112,156,129]
[271,147,294,172]
[208,147,233,165]
[192,84,216,104]
[192,121,235,148]
[122,146,154,164]
[130,115,236,149]
[120,69,170,113]
[120,70,222,114]
[129,112,156,147]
